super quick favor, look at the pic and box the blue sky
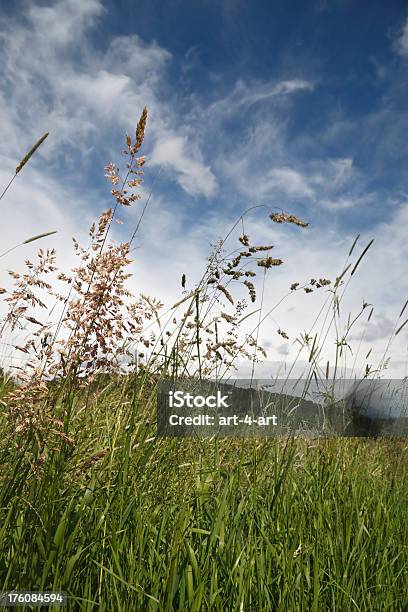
[1,0,408,376]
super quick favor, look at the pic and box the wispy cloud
[260,167,315,200]
[150,135,217,198]
[394,16,408,58]
[0,0,215,198]
[350,313,396,343]
[207,78,315,118]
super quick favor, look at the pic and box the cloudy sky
[0,0,407,378]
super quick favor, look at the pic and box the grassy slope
[0,375,407,611]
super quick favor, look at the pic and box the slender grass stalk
[0,231,57,259]
[0,133,49,204]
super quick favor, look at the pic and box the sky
[0,0,408,378]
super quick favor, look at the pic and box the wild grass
[0,379,406,610]
[0,110,407,611]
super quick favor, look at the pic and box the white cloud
[221,148,370,212]
[395,17,408,57]
[0,0,214,197]
[61,71,131,114]
[262,167,315,199]
[26,0,104,47]
[350,313,396,343]
[328,157,353,186]
[320,194,374,210]
[150,135,218,198]
[207,78,315,118]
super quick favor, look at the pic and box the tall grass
[0,111,407,611]
[0,381,406,610]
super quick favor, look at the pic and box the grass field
[0,374,407,611]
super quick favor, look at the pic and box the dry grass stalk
[270,211,309,228]
[257,257,283,268]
